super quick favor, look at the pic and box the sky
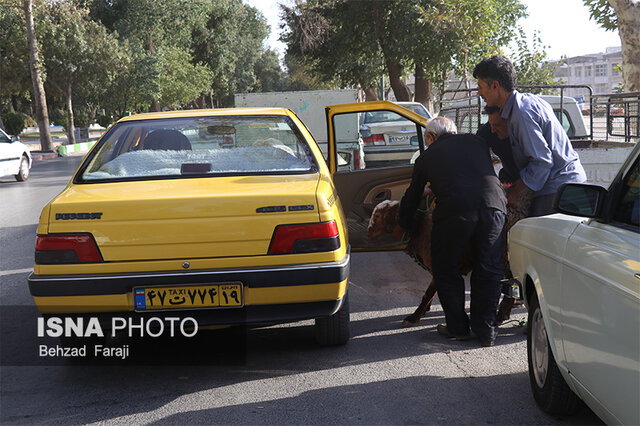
[244,0,622,62]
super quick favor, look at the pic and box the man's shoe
[436,324,473,341]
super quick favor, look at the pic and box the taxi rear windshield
[77,115,317,182]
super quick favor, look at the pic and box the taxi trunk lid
[46,175,320,261]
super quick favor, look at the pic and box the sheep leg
[402,282,437,327]
[497,296,516,325]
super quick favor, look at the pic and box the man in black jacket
[399,117,507,346]
[476,105,520,184]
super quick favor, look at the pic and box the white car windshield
[78,115,316,182]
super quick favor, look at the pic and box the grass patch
[19,131,67,140]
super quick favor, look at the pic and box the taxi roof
[117,107,293,122]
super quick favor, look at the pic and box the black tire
[527,294,579,415]
[14,155,29,182]
[315,293,350,346]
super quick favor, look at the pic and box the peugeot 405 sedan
[28,109,351,345]
[359,101,432,167]
[508,142,639,424]
[0,127,31,181]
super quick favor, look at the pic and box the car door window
[0,131,10,144]
[334,110,423,171]
[612,157,640,229]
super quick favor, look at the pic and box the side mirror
[553,183,608,218]
[11,135,20,142]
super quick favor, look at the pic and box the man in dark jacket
[399,117,507,347]
[476,105,520,184]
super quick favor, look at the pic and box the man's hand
[506,179,529,208]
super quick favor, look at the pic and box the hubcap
[531,307,549,388]
[20,158,29,178]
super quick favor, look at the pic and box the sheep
[368,187,532,327]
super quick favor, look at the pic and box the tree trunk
[0,112,4,131]
[385,59,412,101]
[65,81,76,145]
[23,0,52,151]
[609,0,640,91]
[413,62,434,114]
[362,86,379,101]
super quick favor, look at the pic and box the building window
[595,64,607,77]
[584,66,592,77]
[574,67,582,78]
[612,64,620,76]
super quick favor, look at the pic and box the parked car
[439,95,588,139]
[359,101,432,167]
[0,127,31,181]
[508,142,639,424]
[28,109,350,346]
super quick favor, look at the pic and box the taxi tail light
[362,134,384,145]
[268,221,340,255]
[35,234,103,264]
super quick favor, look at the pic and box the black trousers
[431,207,506,340]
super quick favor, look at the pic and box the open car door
[326,101,429,251]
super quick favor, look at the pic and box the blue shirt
[502,91,586,196]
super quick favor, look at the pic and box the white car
[359,101,432,167]
[508,142,639,425]
[0,128,32,181]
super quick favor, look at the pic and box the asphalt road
[0,156,602,425]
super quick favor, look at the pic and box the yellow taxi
[28,102,429,346]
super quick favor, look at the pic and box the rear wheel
[15,155,29,181]
[527,294,579,415]
[315,293,350,346]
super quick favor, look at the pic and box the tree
[281,0,526,111]
[583,0,640,91]
[23,0,52,151]
[510,28,559,88]
[192,0,269,106]
[0,1,32,119]
[157,46,213,109]
[40,1,124,144]
[253,50,287,92]
[88,0,211,110]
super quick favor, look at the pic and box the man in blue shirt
[473,55,586,216]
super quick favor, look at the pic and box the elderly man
[473,55,586,216]
[399,117,507,347]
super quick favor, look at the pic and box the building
[551,46,623,98]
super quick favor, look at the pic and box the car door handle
[635,273,640,280]
[372,189,391,204]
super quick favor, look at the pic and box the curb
[31,152,59,162]
[57,141,97,156]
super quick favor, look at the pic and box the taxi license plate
[134,283,243,311]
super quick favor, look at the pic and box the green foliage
[74,107,93,128]
[157,46,213,108]
[281,0,526,102]
[96,114,113,128]
[101,48,161,116]
[583,0,617,31]
[3,111,28,135]
[49,107,68,130]
[511,27,559,89]
[253,50,287,92]
[191,0,269,103]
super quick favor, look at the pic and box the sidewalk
[26,131,102,162]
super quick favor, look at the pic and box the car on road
[28,108,350,346]
[508,142,639,424]
[359,101,432,167]
[0,127,31,181]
